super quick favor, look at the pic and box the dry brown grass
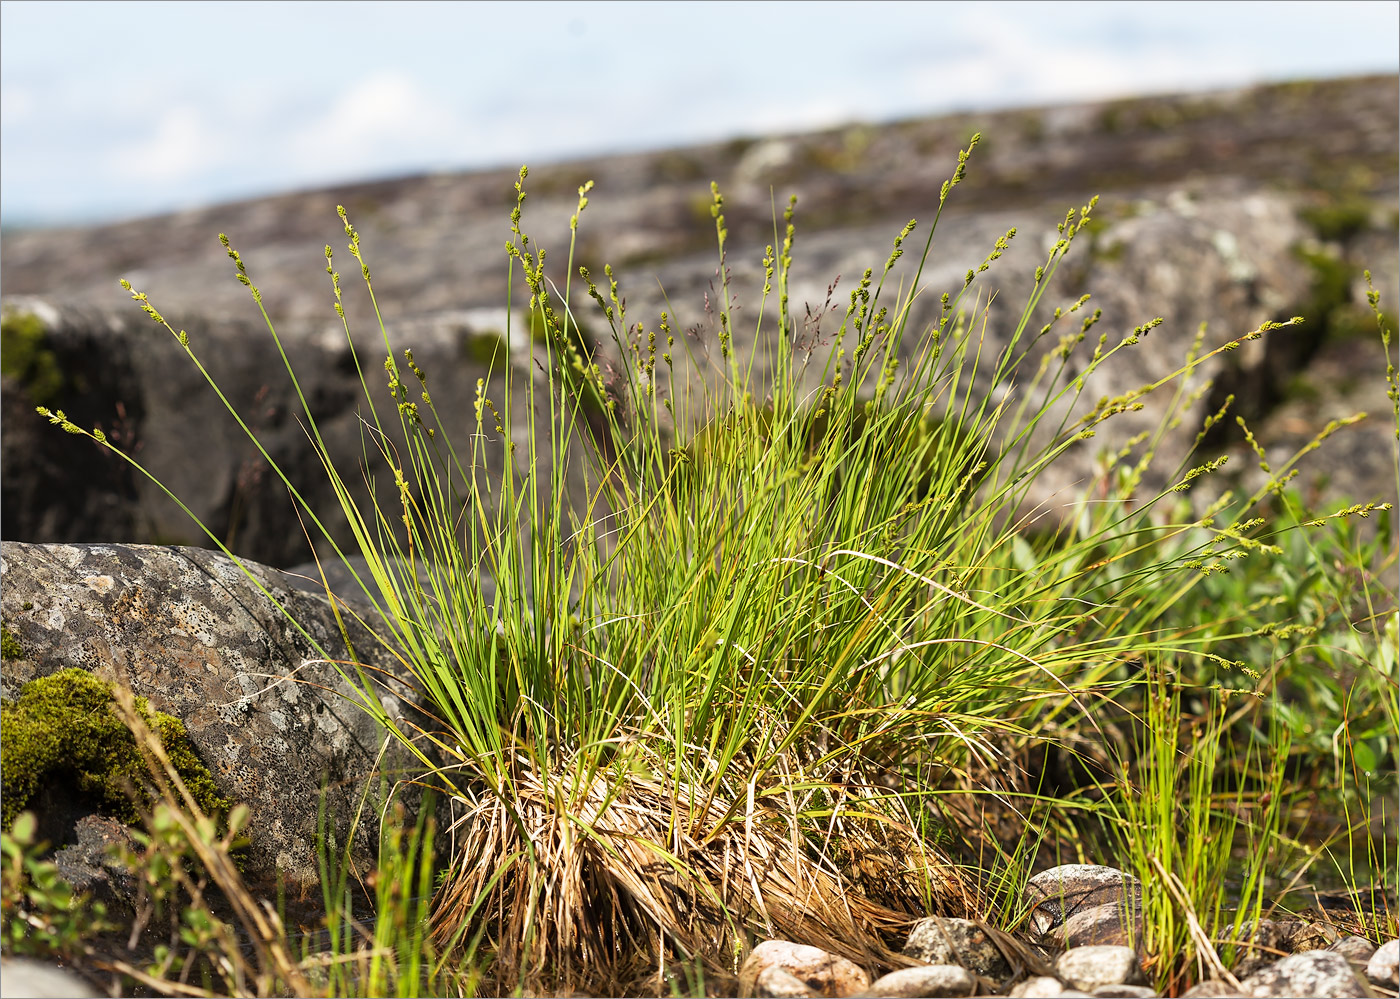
[430,739,983,996]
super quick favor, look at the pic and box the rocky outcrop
[0,541,442,893]
[2,76,1396,567]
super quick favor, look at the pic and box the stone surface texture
[1367,938,1399,986]
[1327,933,1378,964]
[1025,866,1143,942]
[756,965,819,999]
[1179,981,1248,998]
[3,76,1396,569]
[861,964,975,998]
[48,814,141,917]
[902,915,1014,985]
[0,541,438,892]
[1054,946,1147,993]
[1010,977,1071,998]
[739,940,872,999]
[1060,901,1144,949]
[1237,949,1367,998]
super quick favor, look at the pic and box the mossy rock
[0,309,64,406]
[0,668,233,833]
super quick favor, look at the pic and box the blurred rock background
[2,74,1396,568]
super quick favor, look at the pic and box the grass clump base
[21,134,1399,996]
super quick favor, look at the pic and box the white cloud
[0,84,35,122]
[901,10,1214,111]
[285,72,464,177]
[105,105,231,183]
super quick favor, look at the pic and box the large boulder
[0,541,445,894]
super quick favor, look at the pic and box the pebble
[1010,976,1071,997]
[861,964,974,997]
[1366,938,1399,987]
[1054,946,1146,993]
[1236,949,1366,998]
[740,940,871,998]
[1179,981,1247,998]
[902,916,1013,985]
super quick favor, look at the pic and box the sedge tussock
[432,746,976,993]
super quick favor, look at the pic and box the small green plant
[0,625,23,661]
[2,811,112,961]
[1103,673,1291,994]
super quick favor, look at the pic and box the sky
[2,0,1397,230]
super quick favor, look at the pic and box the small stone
[1055,946,1146,992]
[902,916,1014,984]
[1009,975,1069,997]
[1025,866,1142,940]
[757,966,818,998]
[739,940,871,998]
[1326,934,1377,964]
[1179,981,1247,998]
[1090,987,1157,998]
[1237,949,1366,998]
[863,964,974,997]
[1366,939,1399,987]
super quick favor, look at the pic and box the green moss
[1301,200,1371,244]
[1281,373,1321,404]
[0,310,64,406]
[1293,245,1369,344]
[0,669,234,833]
[459,329,510,366]
[0,625,22,661]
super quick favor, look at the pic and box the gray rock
[3,77,1396,565]
[1366,939,1399,987]
[0,541,441,894]
[1054,947,1147,993]
[903,916,1014,985]
[862,964,974,998]
[49,814,140,916]
[1179,982,1247,998]
[1237,949,1368,998]
[0,957,102,998]
[1010,977,1070,998]
[1090,987,1158,998]
[1327,934,1378,965]
[1025,866,1143,942]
